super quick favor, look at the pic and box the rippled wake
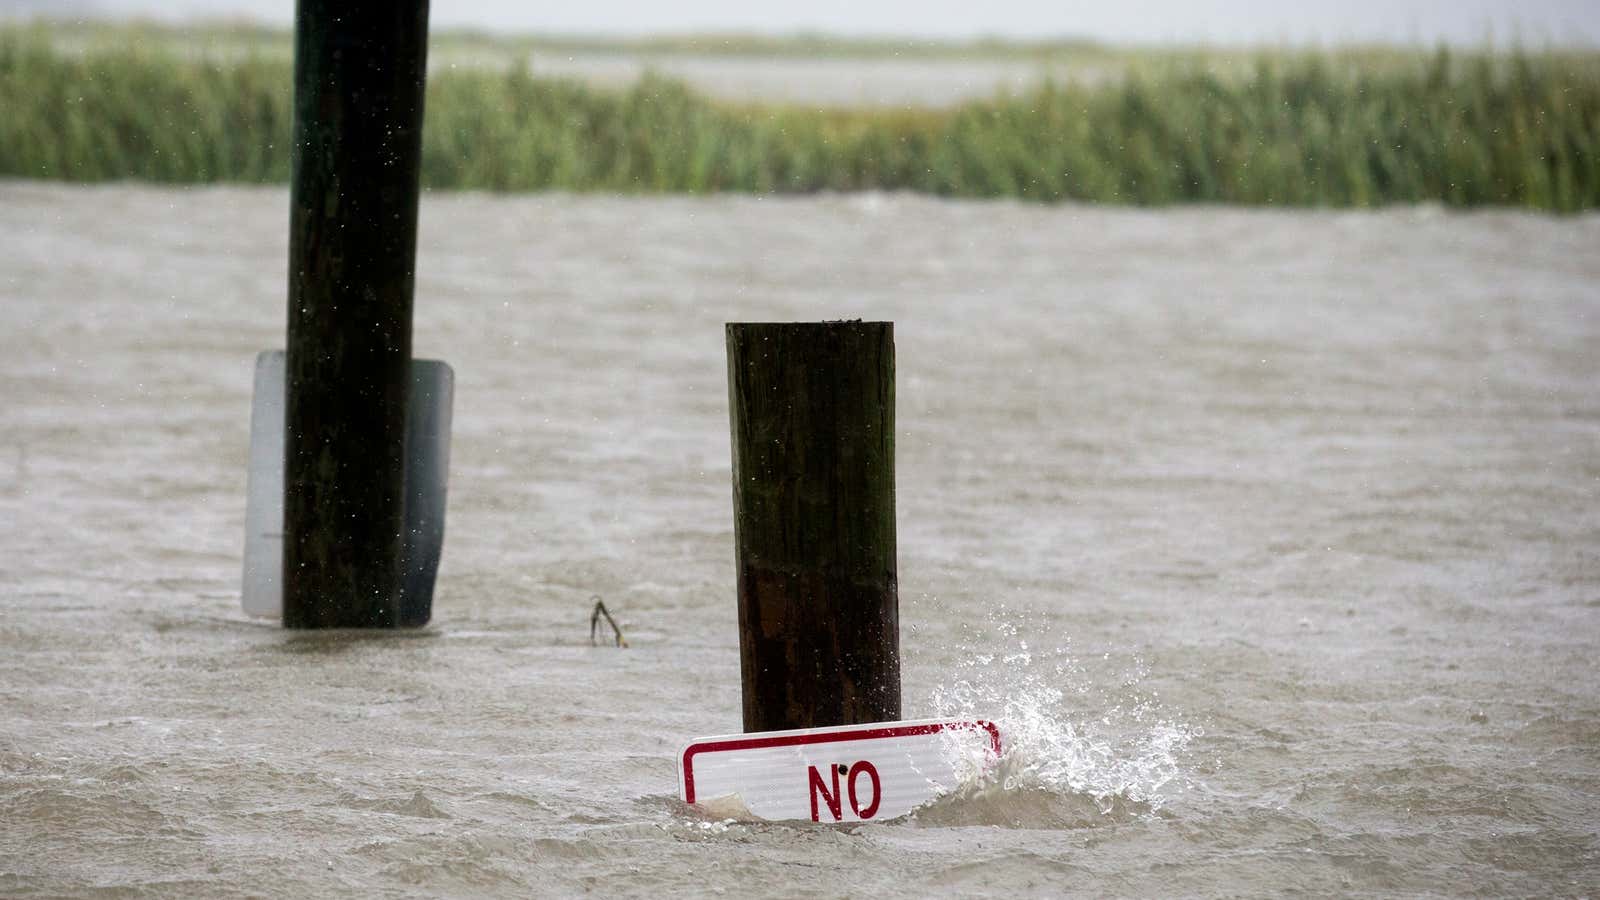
[912,611,1197,827]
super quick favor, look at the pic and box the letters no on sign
[678,719,1001,823]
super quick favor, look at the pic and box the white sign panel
[678,718,1001,823]
[241,350,453,621]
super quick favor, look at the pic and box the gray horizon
[4,0,1597,47]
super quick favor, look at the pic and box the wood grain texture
[283,1,430,629]
[727,321,900,731]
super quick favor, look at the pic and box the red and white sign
[678,718,1001,822]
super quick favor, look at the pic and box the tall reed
[3,28,1596,209]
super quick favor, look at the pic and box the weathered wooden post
[283,1,431,628]
[726,322,901,731]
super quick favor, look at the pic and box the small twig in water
[590,596,628,648]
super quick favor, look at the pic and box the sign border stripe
[681,720,1000,804]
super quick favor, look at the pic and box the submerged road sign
[242,350,453,625]
[678,719,1001,822]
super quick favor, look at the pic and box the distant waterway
[516,51,1109,106]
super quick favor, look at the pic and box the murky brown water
[1,182,1597,896]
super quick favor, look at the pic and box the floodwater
[1,182,1597,896]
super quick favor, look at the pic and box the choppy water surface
[1,183,1597,896]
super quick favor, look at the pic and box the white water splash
[927,611,1199,813]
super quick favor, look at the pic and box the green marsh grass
[3,27,1597,209]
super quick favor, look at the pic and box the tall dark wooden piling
[726,322,901,732]
[283,1,431,628]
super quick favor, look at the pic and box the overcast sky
[26,0,1600,46]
